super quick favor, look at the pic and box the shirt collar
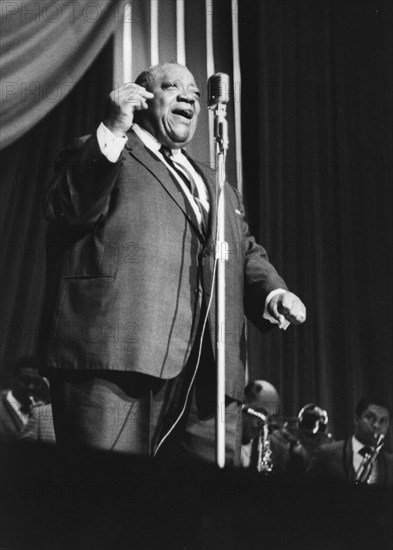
[132,123,183,158]
[352,435,374,454]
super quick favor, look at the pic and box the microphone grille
[207,73,230,107]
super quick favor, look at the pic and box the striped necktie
[160,146,208,234]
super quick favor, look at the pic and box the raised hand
[103,83,154,136]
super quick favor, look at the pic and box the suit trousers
[47,331,243,466]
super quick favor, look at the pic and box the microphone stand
[213,103,229,468]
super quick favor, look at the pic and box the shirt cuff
[97,122,128,163]
[263,288,290,330]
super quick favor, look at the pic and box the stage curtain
[0,0,127,150]
[0,38,114,383]
[239,0,392,439]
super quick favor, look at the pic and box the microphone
[207,73,230,108]
[207,73,230,152]
[242,405,268,424]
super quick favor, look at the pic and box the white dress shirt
[6,390,30,425]
[352,436,378,484]
[97,122,208,224]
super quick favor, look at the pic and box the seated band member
[275,403,333,474]
[41,62,306,465]
[307,397,392,485]
[0,356,50,443]
[241,379,290,473]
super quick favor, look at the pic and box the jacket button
[194,288,202,295]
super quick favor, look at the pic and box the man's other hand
[268,291,306,328]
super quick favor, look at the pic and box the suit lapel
[343,437,355,481]
[125,132,205,242]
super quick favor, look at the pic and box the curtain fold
[0,0,127,150]
[0,37,114,384]
[240,0,392,439]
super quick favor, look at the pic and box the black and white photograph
[1,1,392,548]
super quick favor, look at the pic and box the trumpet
[355,433,385,483]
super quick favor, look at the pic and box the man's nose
[177,90,195,103]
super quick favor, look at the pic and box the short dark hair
[135,69,155,91]
[355,397,391,418]
[135,61,185,91]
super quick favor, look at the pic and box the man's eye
[365,414,376,422]
[164,82,177,89]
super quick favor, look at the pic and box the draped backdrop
[0,0,391,441]
[239,0,392,440]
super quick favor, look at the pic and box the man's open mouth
[172,108,193,120]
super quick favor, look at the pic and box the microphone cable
[153,184,223,457]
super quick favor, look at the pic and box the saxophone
[355,434,385,483]
[256,423,273,473]
[242,405,274,473]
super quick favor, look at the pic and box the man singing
[42,62,306,465]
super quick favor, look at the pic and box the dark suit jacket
[42,130,287,401]
[308,437,393,486]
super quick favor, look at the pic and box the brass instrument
[256,423,273,473]
[242,405,274,473]
[297,404,329,436]
[355,433,385,483]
